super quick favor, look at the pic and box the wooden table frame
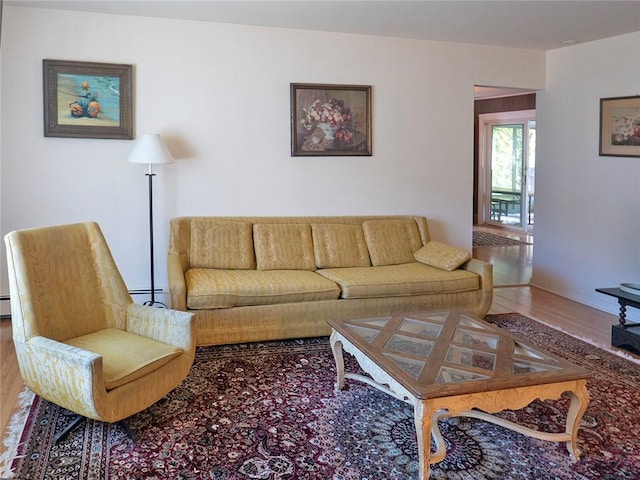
[330,327,590,479]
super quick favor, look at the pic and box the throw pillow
[413,241,471,271]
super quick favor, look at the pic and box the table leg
[329,331,346,392]
[565,381,590,462]
[414,400,434,480]
[618,300,628,327]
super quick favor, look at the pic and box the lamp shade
[128,134,174,165]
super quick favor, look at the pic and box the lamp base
[144,300,168,308]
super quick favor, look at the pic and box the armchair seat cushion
[65,328,182,391]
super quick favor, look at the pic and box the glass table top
[329,311,589,398]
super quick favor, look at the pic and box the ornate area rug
[473,230,531,247]
[2,313,639,479]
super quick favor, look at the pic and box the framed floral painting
[599,95,640,157]
[291,83,371,156]
[43,59,133,139]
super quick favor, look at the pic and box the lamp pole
[145,164,162,307]
[128,134,174,308]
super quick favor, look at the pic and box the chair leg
[119,419,137,442]
[53,414,85,444]
[53,415,136,443]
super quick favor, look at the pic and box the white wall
[534,32,640,320]
[0,6,544,306]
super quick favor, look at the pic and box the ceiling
[7,1,640,52]
[6,1,640,99]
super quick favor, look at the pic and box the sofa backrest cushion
[190,219,256,269]
[311,223,371,268]
[362,219,423,266]
[253,223,316,270]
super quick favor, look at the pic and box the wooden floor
[1,317,20,456]
[1,227,636,455]
[472,225,618,346]
[473,225,533,287]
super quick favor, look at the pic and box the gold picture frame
[291,83,372,156]
[599,95,640,157]
[43,59,133,139]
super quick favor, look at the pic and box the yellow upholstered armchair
[4,222,195,441]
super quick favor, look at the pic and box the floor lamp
[128,133,174,307]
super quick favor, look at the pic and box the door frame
[477,109,535,232]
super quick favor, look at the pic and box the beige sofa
[168,215,493,346]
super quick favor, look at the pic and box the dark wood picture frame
[599,95,640,157]
[291,83,372,156]
[43,59,133,139]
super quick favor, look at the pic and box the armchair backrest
[5,222,132,343]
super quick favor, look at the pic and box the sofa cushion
[185,268,340,309]
[311,223,371,268]
[65,328,182,390]
[316,262,479,299]
[414,241,471,271]
[253,224,316,270]
[362,219,423,266]
[190,219,255,269]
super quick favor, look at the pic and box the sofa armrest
[168,253,188,311]
[460,258,493,316]
[460,258,493,292]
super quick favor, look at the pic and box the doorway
[478,110,535,233]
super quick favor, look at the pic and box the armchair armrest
[126,303,194,352]
[16,336,103,419]
[167,253,188,310]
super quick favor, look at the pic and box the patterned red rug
[2,313,639,479]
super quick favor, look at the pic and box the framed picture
[599,95,640,157]
[291,83,371,156]
[43,59,133,139]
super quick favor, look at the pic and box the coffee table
[328,311,591,479]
